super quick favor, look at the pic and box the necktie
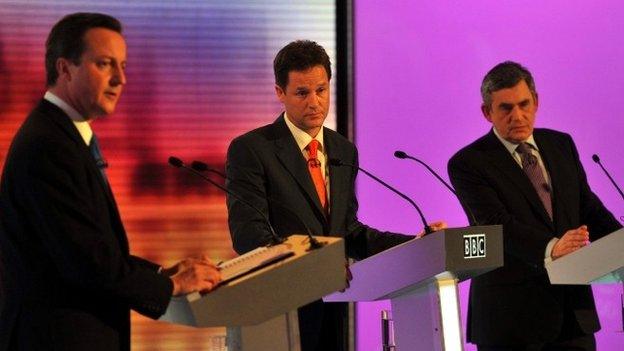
[306,140,327,214]
[89,134,109,185]
[516,142,552,219]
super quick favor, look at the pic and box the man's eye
[97,61,111,68]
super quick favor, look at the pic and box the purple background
[353,1,624,350]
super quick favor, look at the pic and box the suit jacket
[0,100,173,351]
[448,128,622,345]
[226,114,411,350]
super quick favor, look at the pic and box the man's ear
[56,57,73,82]
[533,92,539,111]
[275,84,286,103]
[481,104,492,122]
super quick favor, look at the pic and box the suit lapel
[482,131,554,228]
[325,130,350,233]
[272,116,327,221]
[533,132,569,230]
[40,100,129,251]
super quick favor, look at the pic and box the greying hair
[481,61,537,110]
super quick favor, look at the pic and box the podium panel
[325,226,503,351]
[160,234,346,351]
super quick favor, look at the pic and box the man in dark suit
[448,61,622,351]
[0,13,221,351]
[226,40,445,351]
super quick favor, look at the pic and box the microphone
[190,161,227,179]
[592,154,624,202]
[189,159,325,250]
[591,153,624,332]
[328,158,433,234]
[394,150,479,226]
[168,156,284,246]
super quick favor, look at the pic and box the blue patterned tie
[516,142,552,219]
[89,134,109,185]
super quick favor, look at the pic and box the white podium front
[159,234,346,351]
[324,226,503,351]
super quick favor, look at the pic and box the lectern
[546,227,624,284]
[325,226,503,351]
[159,234,347,351]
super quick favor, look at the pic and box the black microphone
[190,159,325,250]
[591,153,624,332]
[394,150,479,226]
[592,154,624,202]
[168,156,284,246]
[328,158,433,234]
[190,161,227,179]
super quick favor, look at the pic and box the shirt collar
[283,112,324,152]
[492,127,538,155]
[44,91,92,146]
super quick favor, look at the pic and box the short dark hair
[45,12,122,86]
[273,40,331,89]
[481,61,537,110]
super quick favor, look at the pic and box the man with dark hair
[0,12,221,351]
[226,40,444,351]
[448,61,622,350]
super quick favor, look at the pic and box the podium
[546,227,624,284]
[325,226,503,351]
[160,234,346,351]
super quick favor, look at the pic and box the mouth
[104,92,118,99]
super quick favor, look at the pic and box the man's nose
[111,64,126,86]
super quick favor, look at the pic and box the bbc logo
[464,234,486,259]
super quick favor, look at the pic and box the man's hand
[551,225,590,260]
[416,220,448,238]
[339,261,353,293]
[166,255,222,296]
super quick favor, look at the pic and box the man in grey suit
[0,13,221,351]
[448,61,622,351]
[226,40,444,351]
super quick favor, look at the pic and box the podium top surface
[324,225,503,302]
[160,234,346,327]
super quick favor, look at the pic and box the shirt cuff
[544,237,559,265]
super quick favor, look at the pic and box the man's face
[64,27,127,119]
[482,79,538,144]
[275,65,330,137]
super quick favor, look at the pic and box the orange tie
[306,140,327,213]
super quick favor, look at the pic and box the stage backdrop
[0,1,336,349]
[354,1,624,350]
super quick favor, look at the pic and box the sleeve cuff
[544,237,559,265]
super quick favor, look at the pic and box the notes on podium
[546,227,624,284]
[159,234,345,326]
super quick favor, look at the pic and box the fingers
[428,220,448,232]
[552,226,590,260]
[171,262,222,296]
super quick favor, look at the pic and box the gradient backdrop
[0,1,335,350]
[1,1,624,350]
[354,1,624,350]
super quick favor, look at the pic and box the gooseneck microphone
[591,154,624,332]
[592,154,624,202]
[168,156,284,246]
[394,150,479,226]
[328,158,433,234]
[190,161,227,179]
[190,160,325,250]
